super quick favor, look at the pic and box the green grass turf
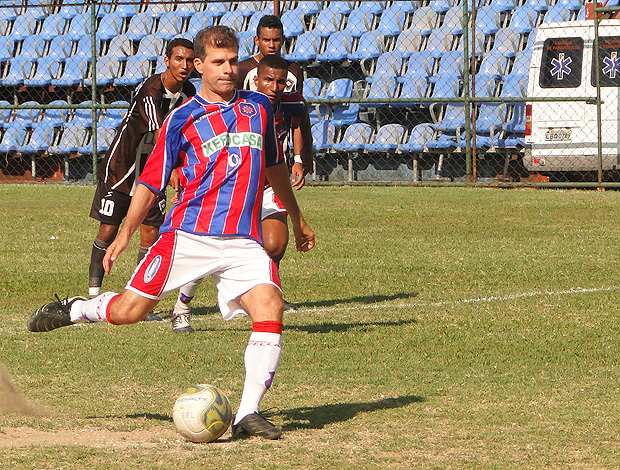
[1,184,620,469]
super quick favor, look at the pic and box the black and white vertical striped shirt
[97,73,195,195]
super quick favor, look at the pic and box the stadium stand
[0,0,592,183]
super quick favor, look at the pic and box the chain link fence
[0,0,617,187]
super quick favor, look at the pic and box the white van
[524,20,620,172]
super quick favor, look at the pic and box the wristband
[293,155,303,164]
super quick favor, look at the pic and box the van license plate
[545,129,572,141]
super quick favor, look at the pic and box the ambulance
[524,20,620,172]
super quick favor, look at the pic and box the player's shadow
[297,292,419,310]
[279,395,424,431]
[88,413,173,422]
[188,292,419,318]
[286,318,417,334]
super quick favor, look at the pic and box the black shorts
[90,179,166,227]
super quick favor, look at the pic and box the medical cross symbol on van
[602,52,620,79]
[550,53,572,80]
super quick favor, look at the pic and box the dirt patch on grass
[0,425,180,448]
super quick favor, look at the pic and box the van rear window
[540,37,583,88]
[592,36,620,87]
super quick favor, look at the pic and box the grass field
[2,184,620,469]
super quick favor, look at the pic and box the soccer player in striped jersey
[28,26,315,441]
[171,54,313,332]
[87,38,195,320]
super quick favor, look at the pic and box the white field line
[300,286,620,315]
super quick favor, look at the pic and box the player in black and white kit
[237,15,304,95]
[88,38,195,320]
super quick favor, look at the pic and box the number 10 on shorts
[99,198,115,217]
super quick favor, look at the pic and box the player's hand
[291,162,305,190]
[169,168,180,204]
[102,235,130,275]
[293,220,315,252]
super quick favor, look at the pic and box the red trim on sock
[253,321,283,334]
[105,294,121,325]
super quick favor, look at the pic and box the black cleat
[27,295,85,332]
[282,299,298,312]
[141,312,164,322]
[231,412,282,440]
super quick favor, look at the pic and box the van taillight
[525,104,532,136]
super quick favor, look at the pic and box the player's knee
[108,294,152,324]
[266,241,287,263]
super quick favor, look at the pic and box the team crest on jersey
[240,103,256,117]
[227,151,241,174]
[144,255,162,283]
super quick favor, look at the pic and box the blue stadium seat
[348,30,385,61]
[114,56,151,86]
[83,56,121,86]
[508,48,533,78]
[145,1,174,18]
[423,28,454,57]
[363,51,404,80]
[186,11,218,37]
[280,10,306,38]
[10,12,40,41]
[475,5,502,35]
[66,102,97,129]
[104,34,134,59]
[317,31,352,62]
[39,14,67,40]
[136,34,166,61]
[50,125,88,154]
[364,124,407,152]
[15,36,46,60]
[397,75,430,103]
[472,103,506,150]
[325,78,358,126]
[427,102,466,151]
[0,3,19,21]
[125,13,155,40]
[438,6,465,35]
[310,7,346,37]
[0,36,16,61]
[23,56,62,87]
[285,30,321,62]
[0,56,35,86]
[393,29,424,58]
[219,11,248,32]
[66,13,93,40]
[246,9,273,36]
[99,100,128,129]
[156,11,186,39]
[204,1,232,17]
[6,101,40,129]
[58,2,87,19]
[19,125,55,154]
[407,6,437,35]
[235,1,269,15]
[0,100,11,128]
[499,73,528,98]
[542,4,573,22]
[502,102,526,147]
[429,0,452,14]
[332,122,373,152]
[341,4,380,38]
[174,1,202,18]
[38,100,68,128]
[0,128,28,153]
[311,120,333,152]
[400,123,434,153]
[96,14,125,41]
[490,27,520,57]
[375,5,411,37]
[113,0,144,18]
[366,75,398,103]
[189,77,202,93]
[399,50,434,83]
[429,75,461,99]
[523,0,550,13]
[507,6,538,34]
[431,50,463,81]
[50,55,86,87]
[238,30,255,62]
[45,36,72,60]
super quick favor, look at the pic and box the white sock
[174,278,204,314]
[88,287,100,299]
[234,331,282,424]
[69,292,119,323]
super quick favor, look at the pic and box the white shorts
[127,230,281,320]
[261,186,287,220]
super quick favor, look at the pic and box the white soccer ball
[172,384,233,443]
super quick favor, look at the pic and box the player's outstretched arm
[265,161,315,252]
[103,184,158,274]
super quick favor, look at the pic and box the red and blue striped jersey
[138,90,283,243]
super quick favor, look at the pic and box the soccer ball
[172,384,233,443]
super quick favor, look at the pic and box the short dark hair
[258,54,288,74]
[256,15,284,37]
[166,38,194,58]
[194,26,239,60]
